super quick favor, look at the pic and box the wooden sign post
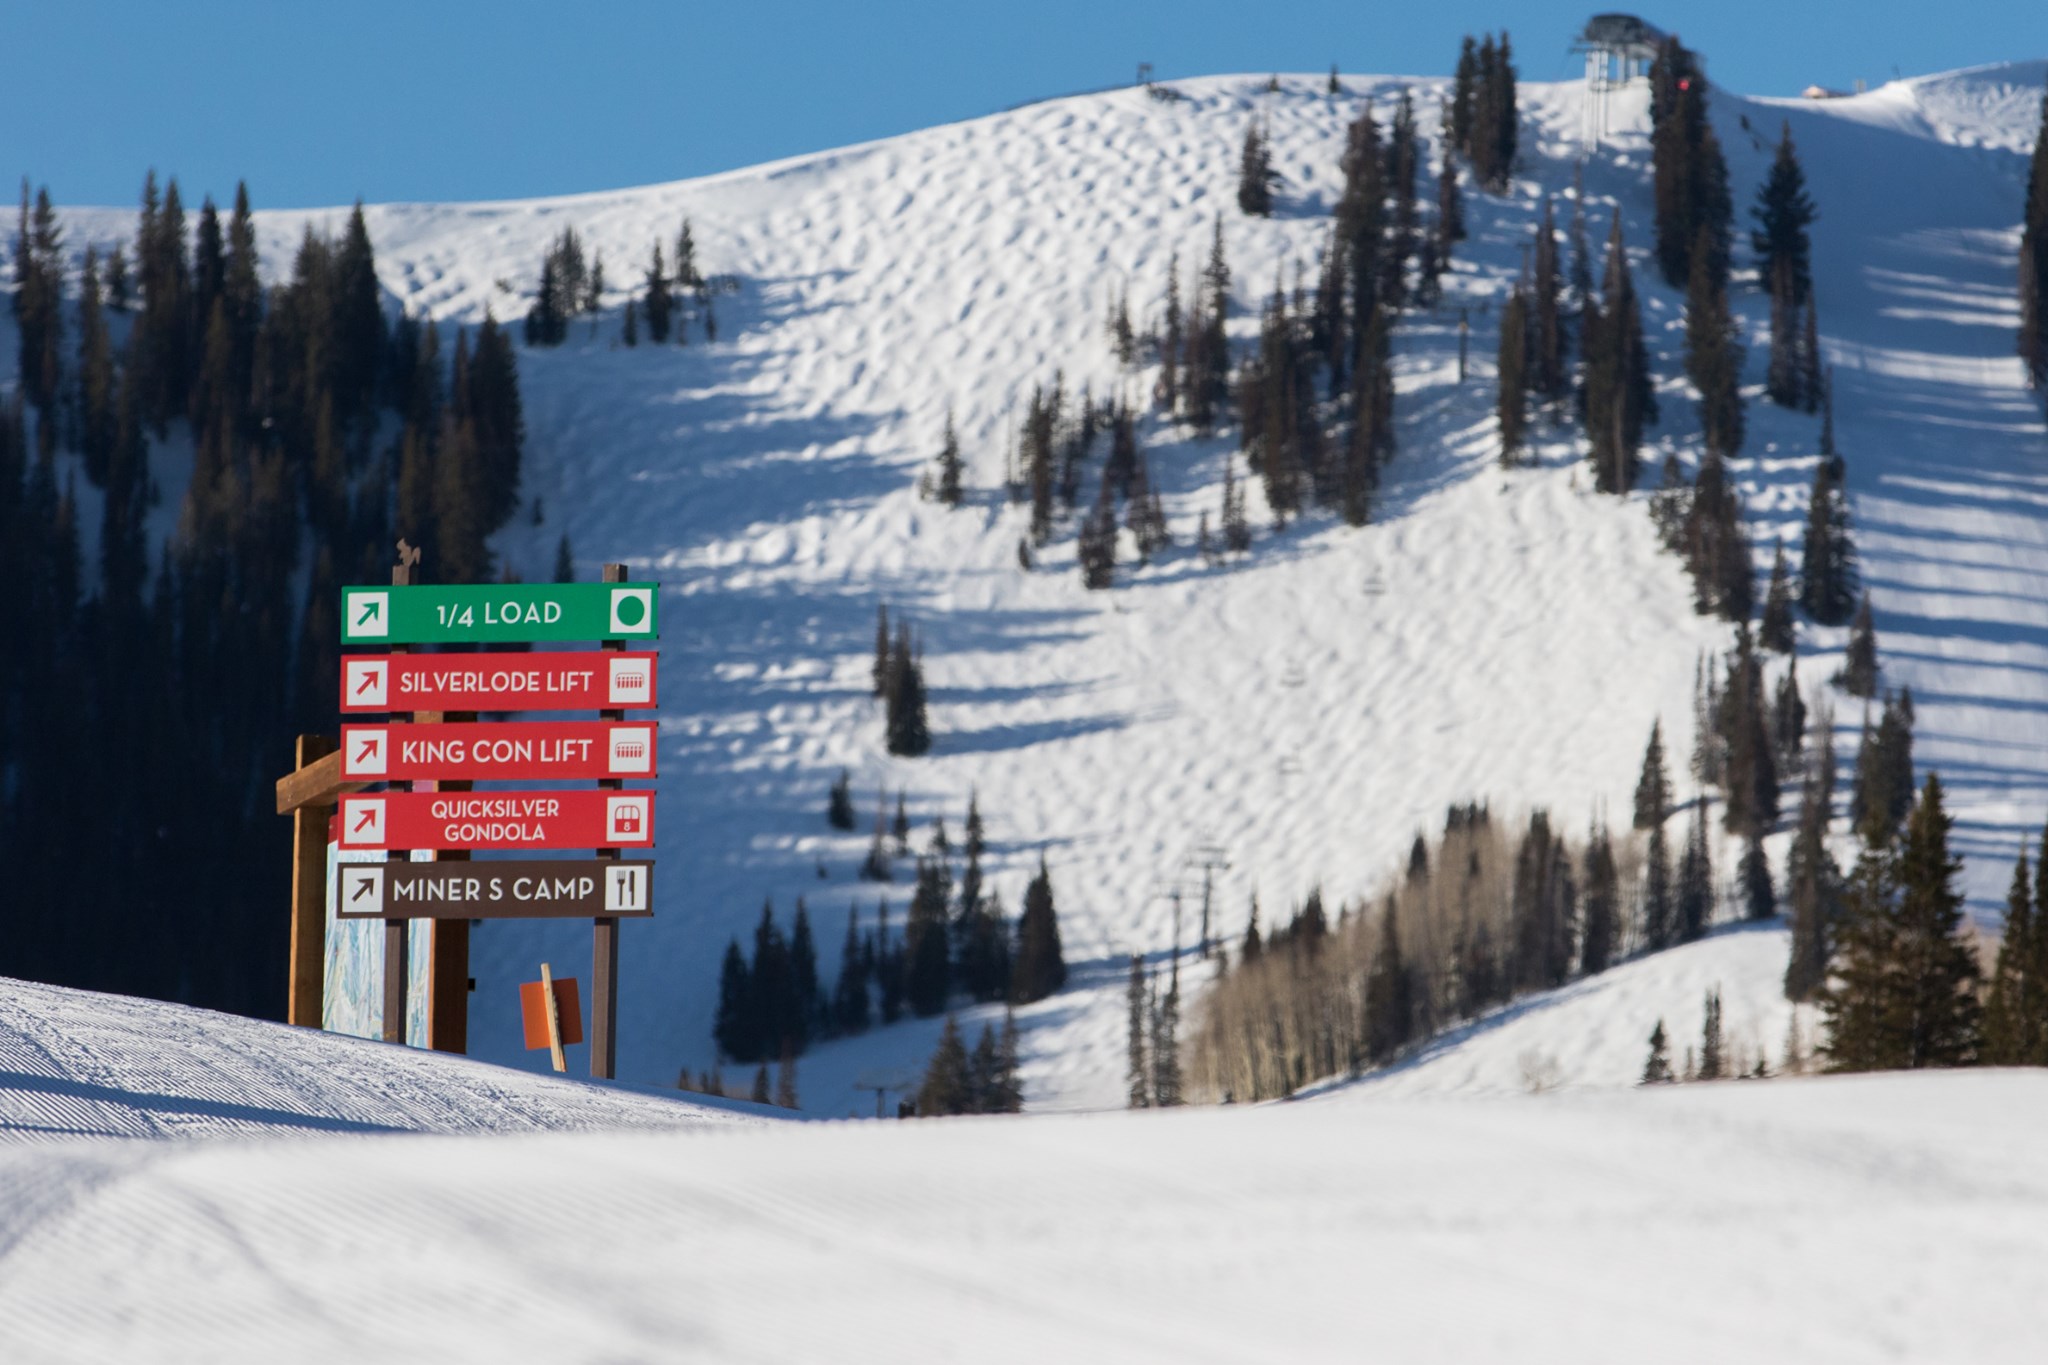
[282,549,658,1076]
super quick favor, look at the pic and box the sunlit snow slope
[0,976,766,1142]
[42,61,2048,1107]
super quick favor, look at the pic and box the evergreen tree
[1077,475,1118,590]
[1649,37,1732,290]
[1720,626,1780,838]
[1366,904,1413,1062]
[1496,283,1529,463]
[1642,1019,1674,1083]
[1774,658,1808,773]
[832,907,871,1035]
[1840,592,1880,698]
[904,858,952,1016]
[1530,199,1567,407]
[872,603,890,696]
[1581,823,1619,974]
[1759,541,1797,653]
[1753,123,1817,306]
[1981,846,2039,1065]
[1783,723,1840,1002]
[827,769,855,830]
[1126,955,1151,1108]
[1676,801,1714,943]
[1686,223,1746,459]
[750,1065,771,1104]
[1798,454,1858,625]
[1450,37,1478,157]
[621,297,638,346]
[1435,146,1465,273]
[1699,987,1725,1079]
[1825,775,1982,1070]
[713,938,756,1062]
[1680,451,1753,621]
[1012,857,1068,1003]
[2023,92,2048,392]
[884,625,932,756]
[917,1015,972,1116]
[1220,454,1252,553]
[1643,820,1675,951]
[1850,689,1916,847]
[1635,721,1672,830]
[1150,977,1183,1105]
[1237,121,1277,216]
[1583,214,1655,494]
[1742,837,1777,920]
[74,247,117,486]
[643,242,672,343]
[790,901,822,1045]
[933,407,964,507]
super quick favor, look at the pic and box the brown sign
[521,975,584,1050]
[335,861,653,919]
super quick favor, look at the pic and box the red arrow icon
[354,668,382,697]
[352,808,378,835]
[354,736,380,764]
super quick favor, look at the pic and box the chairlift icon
[608,656,651,705]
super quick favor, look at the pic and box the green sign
[341,583,659,644]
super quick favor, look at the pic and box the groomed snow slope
[0,976,768,1142]
[35,61,2048,1108]
[2,1067,2046,1363]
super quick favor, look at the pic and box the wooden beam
[275,747,370,816]
[286,734,337,1028]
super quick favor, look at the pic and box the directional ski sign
[341,722,658,781]
[337,860,654,919]
[340,583,659,645]
[340,651,658,714]
[338,791,655,852]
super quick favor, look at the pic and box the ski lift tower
[1574,13,1664,150]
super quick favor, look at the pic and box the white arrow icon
[341,796,386,847]
[346,659,388,709]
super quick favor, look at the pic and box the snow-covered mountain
[33,60,2048,1110]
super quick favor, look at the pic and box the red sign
[521,976,584,1049]
[340,651,658,713]
[337,790,655,851]
[340,722,658,781]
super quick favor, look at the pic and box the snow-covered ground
[26,60,2048,1110]
[0,976,768,1142]
[1,1038,2044,1362]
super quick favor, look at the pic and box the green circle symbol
[616,592,647,626]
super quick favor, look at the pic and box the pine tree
[1759,541,1797,653]
[933,407,964,507]
[1753,123,1817,308]
[1635,721,1672,830]
[1220,454,1252,553]
[1676,801,1714,943]
[1237,121,1277,217]
[1150,978,1183,1106]
[1530,200,1567,407]
[1366,905,1413,1062]
[832,906,871,1035]
[1686,224,1746,459]
[1496,284,1529,464]
[1981,846,2037,1065]
[884,626,932,757]
[621,297,638,346]
[1582,823,1619,974]
[1774,658,1808,773]
[1850,689,1915,847]
[1642,1019,1674,1083]
[750,1065,771,1104]
[918,1016,972,1116]
[1699,988,1725,1079]
[1126,955,1151,1107]
[904,859,952,1016]
[1013,857,1067,1003]
[827,769,855,830]
[713,938,756,1062]
[872,603,890,696]
[1643,820,1675,951]
[642,243,673,343]
[2023,92,2048,392]
[1583,213,1655,494]
[1799,454,1858,625]
[1742,837,1777,920]
[1840,592,1880,698]
[1078,475,1118,590]
[1450,37,1478,158]
[1824,775,1982,1070]
[1649,37,1732,290]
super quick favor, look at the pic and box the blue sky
[5,1,2044,210]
